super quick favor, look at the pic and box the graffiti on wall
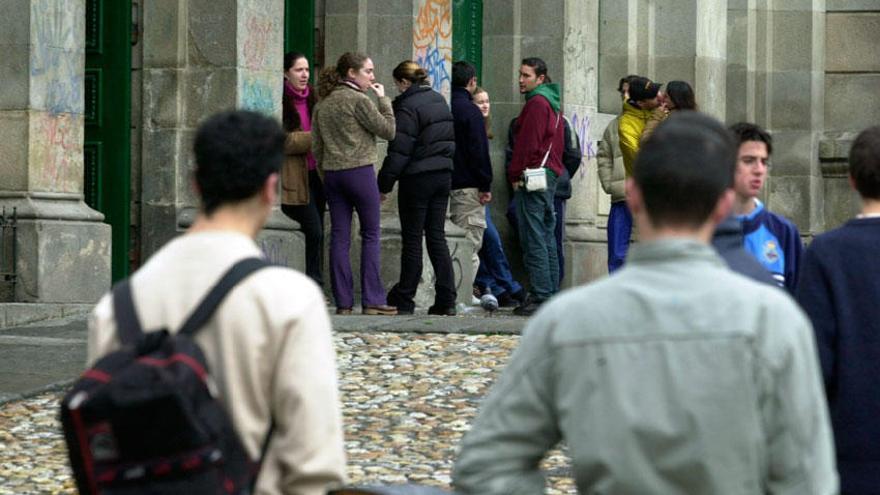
[568,111,596,177]
[30,0,84,116]
[242,14,274,70]
[241,76,277,115]
[413,0,452,100]
[31,113,84,193]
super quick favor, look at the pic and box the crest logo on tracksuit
[762,240,779,264]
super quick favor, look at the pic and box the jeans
[514,172,559,301]
[387,171,457,312]
[475,206,523,297]
[324,165,387,308]
[607,201,632,273]
[281,170,326,287]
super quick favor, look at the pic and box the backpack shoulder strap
[178,257,272,337]
[112,279,145,346]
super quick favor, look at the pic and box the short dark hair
[634,111,736,229]
[452,61,476,88]
[849,126,880,200]
[193,111,286,215]
[284,51,306,71]
[729,122,773,155]
[521,57,550,83]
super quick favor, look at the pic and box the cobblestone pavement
[0,332,575,494]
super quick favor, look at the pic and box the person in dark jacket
[378,61,457,315]
[450,61,493,291]
[796,125,880,495]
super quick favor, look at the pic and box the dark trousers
[387,171,457,311]
[324,165,386,308]
[514,172,559,301]
[607,201,632,273]
[554,197,566,285]
[281,170,326,287]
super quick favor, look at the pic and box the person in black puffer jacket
[378,61,457,315]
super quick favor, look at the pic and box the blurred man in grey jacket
[453,112,837,495]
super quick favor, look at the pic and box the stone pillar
[762,2,825,236]
[0,0,111,303]
[561,0,609,287]
[141,0,303,268]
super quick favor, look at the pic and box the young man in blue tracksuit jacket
[729,123,802,293]
[796,126,880,495]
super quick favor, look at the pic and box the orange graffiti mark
[413,0,451,50]
[243,15,273,70]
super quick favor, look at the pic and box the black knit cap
[628,76,663,101]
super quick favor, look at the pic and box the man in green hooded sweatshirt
[507,57,565,316]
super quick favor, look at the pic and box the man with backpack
[78,111,346,494]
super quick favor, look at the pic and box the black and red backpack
[61,258,272,495]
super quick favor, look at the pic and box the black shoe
[513,299,543,317]
[427,304,457,316]
[396,308,414,316]
[498,290,526,308]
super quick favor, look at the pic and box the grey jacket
[453,240,837,495]
[596,116,626,203]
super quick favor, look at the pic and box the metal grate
[0,207,17,301]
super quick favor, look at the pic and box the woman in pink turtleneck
[281,52,326,289]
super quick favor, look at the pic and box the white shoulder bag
[523,110,562,192]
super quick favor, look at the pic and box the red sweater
[507,95,565,184]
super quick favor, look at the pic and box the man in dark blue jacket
[450,61,493,290]
[796,125,880,495]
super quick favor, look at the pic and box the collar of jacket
[339,79,363,92]
[627,238,725,267]
[526,83,561,113]
[396,83,432,102]
[621,100,653,120]
[712,216,746,251]
[452,86,472,100]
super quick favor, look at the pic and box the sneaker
[427,305,457,316]
[363,305,398,316]
[335,308,353,315]
[513,299,543,317]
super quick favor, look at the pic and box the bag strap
[112,279,144,346]
[178,257,272,337]
[538,110,563,169]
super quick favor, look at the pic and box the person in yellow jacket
[613,76,662,270]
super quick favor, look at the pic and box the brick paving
[0,331,575,494]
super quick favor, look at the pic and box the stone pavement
[0,309,577,494]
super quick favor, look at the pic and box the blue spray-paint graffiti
[416,39,451,95]
[30,1,84,115]
[569,111,596,178]
[260,238,291,266]
[241,77,276,114]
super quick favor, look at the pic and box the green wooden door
[284,0,315,69]
[84,0,132,281]
[453,0,483,81]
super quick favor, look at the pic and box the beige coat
[596,116,626,203]
[87,232,347,495]
[281,131,312,206]
[312,84,395,172]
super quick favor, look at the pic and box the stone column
[0,0,111,303]
[561,0,609,286]
[141,0,303,267]
[762,2,826,236]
